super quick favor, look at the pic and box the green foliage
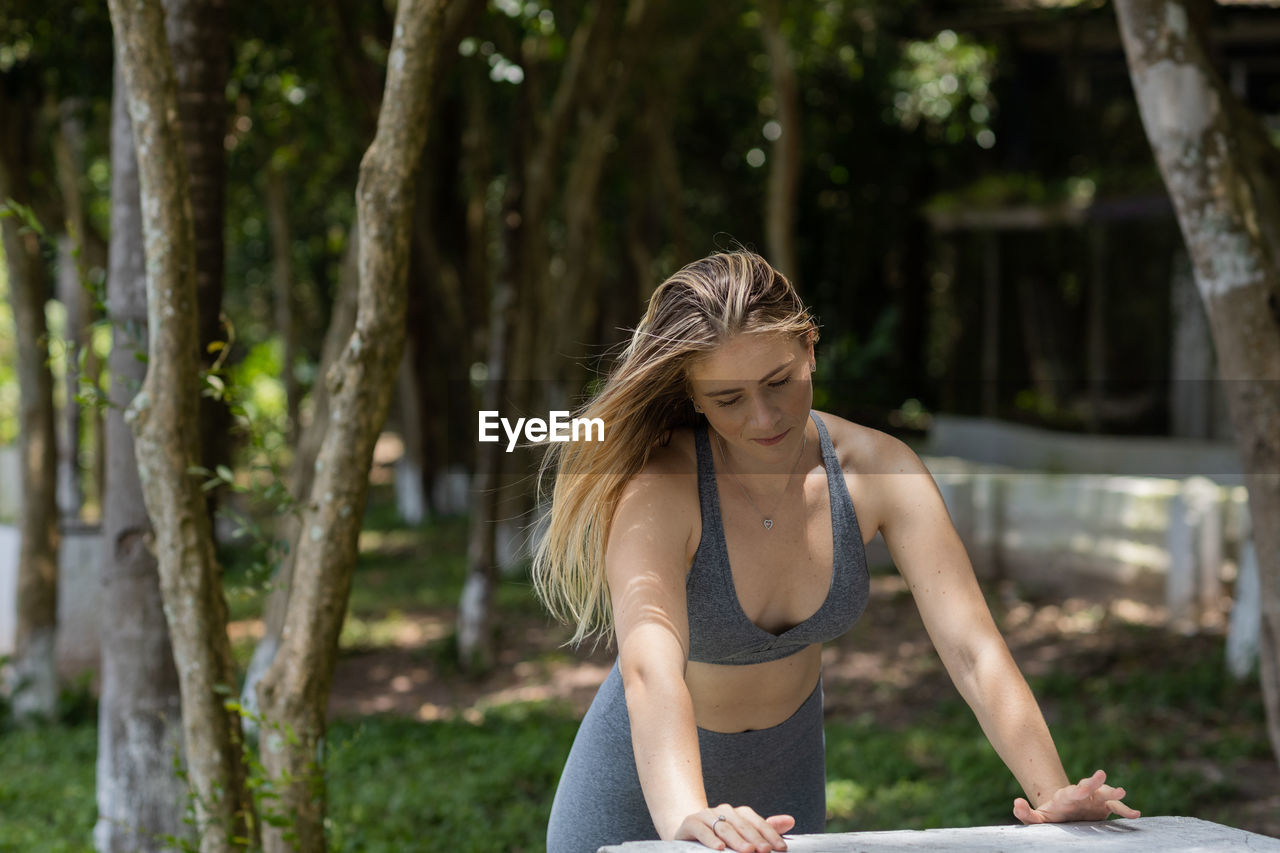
[0,723,97,852]
[812,307,899,414]
[923,172,1099,214]
[0,197,110,500]
[228,339,289,440]
[890,28,998,148]
[1,624,1269,851]
[324,705,579,852]
[197,331,302,612]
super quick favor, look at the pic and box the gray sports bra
[686,411,870,665]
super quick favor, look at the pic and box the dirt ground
[302,573,1280,838]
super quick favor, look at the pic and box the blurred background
[0,0,1278,850]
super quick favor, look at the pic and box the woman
[535,251,1138,853]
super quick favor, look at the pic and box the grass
[823,634,1268,832]
[324,704,578,853]
[0,643,1268,850]
[2,495,1274,850]
[0,723,98,852]
[0,703,577,853]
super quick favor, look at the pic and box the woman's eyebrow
[702,363,791,397]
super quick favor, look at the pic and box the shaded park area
[2,0,1280,850]
[0,486,1277,850]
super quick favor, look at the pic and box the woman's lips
[752,428,790,446]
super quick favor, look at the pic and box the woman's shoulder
[812,410,930,537]
[632,424,700,483]
[608,426,701,561]
[612,427,701,523]
[812,409,918,474]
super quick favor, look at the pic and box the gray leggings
[546,662,826,853]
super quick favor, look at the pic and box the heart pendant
[763,519,774,530]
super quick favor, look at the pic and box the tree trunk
[1115,0,1280,768]
[556,1,661,376]
[53,97,92,519]
[244,0,482,718]
[458,252,515,671]
[0,93,60,723]
[407,123,466,519]
[161,0,232,523]
[457,0,622,669]
[760,0,801,283]
[95,60,187,853]
[106,0,255,849]
[255,3,454,849]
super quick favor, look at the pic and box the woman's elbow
[618,643,688,708]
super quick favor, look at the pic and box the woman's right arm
[606,470,789,853]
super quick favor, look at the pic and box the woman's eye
[715,398,740,408]
[769,377,791,388]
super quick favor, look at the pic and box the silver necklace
[715,427,808,530]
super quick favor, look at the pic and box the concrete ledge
[598,817,1280,852]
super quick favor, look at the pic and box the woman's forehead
[688,332,805,383]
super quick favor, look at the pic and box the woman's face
[687,331,814,462]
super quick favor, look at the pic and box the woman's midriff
[685,644,823,733]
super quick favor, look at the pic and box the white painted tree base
[598,817,1280,852]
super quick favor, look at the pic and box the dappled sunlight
[226,618,265,642]
[356,528,424,553]
[338,610,450,649]
[324,605,615,721]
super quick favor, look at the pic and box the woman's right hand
[675,805,794,852]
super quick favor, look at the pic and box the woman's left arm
[875,437,1140,823]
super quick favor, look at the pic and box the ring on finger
[711,814,729,834]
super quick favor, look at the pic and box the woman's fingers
[765,814,796,836]
[1091,774,1139,819]
[676,805,793,851]
[1107,798,1142,819]
[1074,769,1106,798]
[1012,771,1140,826]
[713,819,762,853]
[735,806,788,850]
[1012,796,1047,824]
[679,814,726,851]
[708,804,788,853]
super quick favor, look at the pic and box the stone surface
[598,817,1280,852]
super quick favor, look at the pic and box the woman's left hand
[1013,769,1141,824]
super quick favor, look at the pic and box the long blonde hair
[531,250,818,645]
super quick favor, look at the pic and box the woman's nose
[748,394,778,431]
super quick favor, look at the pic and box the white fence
[914,415,1257,671]
[0,417,1263,675]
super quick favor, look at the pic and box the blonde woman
[537,251,1138,853]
